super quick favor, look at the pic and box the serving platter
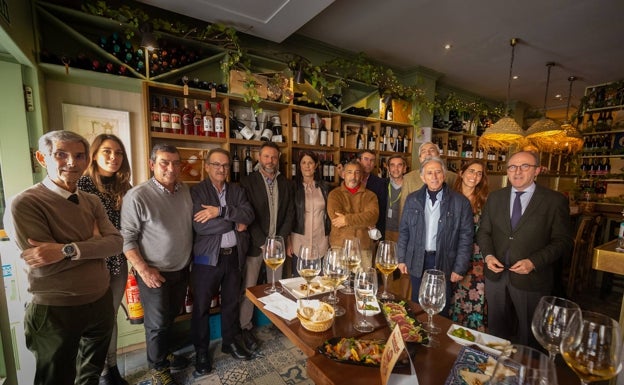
[446,324,511,356]
[318,337,410,367]
[279,277,341,299]
[380,300,429,344]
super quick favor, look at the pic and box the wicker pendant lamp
[550,76,584,154]
[526,62,564,143]
[479,38,525,151]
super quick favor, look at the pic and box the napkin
[259,292,298,321]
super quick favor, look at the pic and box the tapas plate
[318,337,409,367]
[446,324,511,356]
[380,300,429,344]
[444,346,496,385]
[279,277,342,299]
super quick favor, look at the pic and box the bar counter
[246,283,579,385]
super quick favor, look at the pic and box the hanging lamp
[479,38,525,151]
[550,76,584,154]
[526,62,564,143]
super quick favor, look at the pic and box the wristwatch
[62,243,77,260]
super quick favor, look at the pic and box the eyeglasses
[208,162,230,170]
[507,164,538,172]
[465,168,483,177]
[50,151,87,161]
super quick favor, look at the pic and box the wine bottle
[244,147,253,176]
[193,101,202,136]
[327,124,334,147]
[322,153,329,181]
[606,111,614,127]
[271,116,283,142]
[182,98,193,135]
[368,129,376,151]
[170,98,181,134]
[150,97,161,132]
[586,113,595,132]
[385,99,393,121]
[356,124,364,150]
[231,150,241,182]
[310,117,318,145]
[160,97,171,133]
[319,119,328,146]
[292,120,299,144]
[340,126,346,147]
[203,101,215,137]
[260,118,274,141]
[328,154,335,183]
[214,102,225,138]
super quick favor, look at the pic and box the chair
[566,214,602,299]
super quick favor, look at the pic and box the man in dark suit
[358,150,387,238]
[239,142,294,352]
[477,151,573,346]
[190,148,255,375]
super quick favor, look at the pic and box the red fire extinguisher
[125,269,144,324]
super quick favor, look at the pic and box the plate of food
[356,296,381,315]
[318,337,409,367]
[446,324,511,356]
[279,277,341,299]
[381,300,429,344]
[445,345,519,385]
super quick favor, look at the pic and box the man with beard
[239,142,294,353]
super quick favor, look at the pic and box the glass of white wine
[375,240,398,300]
[323,247,348,316]
[340,237,361,295]
[531,296,581,362]
[353,267,378,333]
[418,269,446,334]
[263,236,286,294]
[560,310,622,385]
[296,245,321,299]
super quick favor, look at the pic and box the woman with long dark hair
[78,134,132,385]
[287,151,331,276]
[449,159,489,331]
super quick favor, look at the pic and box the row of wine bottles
[582,111,616,133]
[585,85,624,110]
[582,134,614,154]
[40,49,140,77]
[580,158,613,177]
[150,95,226,137]
[432,137,504,161]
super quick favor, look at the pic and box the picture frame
[61,103,132,169]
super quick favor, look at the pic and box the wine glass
[560,310,622,384]
[353,267,378,333]
[296,245,321,299]
[487,344,558,385]
[375,240,398,300]
[531,296,581,362]
[322,247,348,316]
[418,269,446,334]
[263,236,286,294]
[340,238,361,295]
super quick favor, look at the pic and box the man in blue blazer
[397,157,473,315]
[477,151,573,346]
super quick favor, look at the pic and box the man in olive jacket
[477,151,573,346]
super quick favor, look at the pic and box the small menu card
[381,324,419,385]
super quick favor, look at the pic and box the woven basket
[297,302,335,332]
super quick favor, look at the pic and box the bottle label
[160,112,171,129]
[151,111,161,128]
[233,159,240,173]
[320,131,327,146]
[240,125,254,140]
[292,126,299,143]
[171,113,181,131]
[261,128,273,141]
[215,117,225,133]
[203,117,214,135]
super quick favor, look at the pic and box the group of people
[3,129,573,385]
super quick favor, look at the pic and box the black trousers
[192,248,241,354]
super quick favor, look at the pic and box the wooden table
[593,239,624,327]
[246,283,579,385]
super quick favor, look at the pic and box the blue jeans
[136,268,188,369]
[409,252,452,318]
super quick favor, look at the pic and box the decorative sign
[380,324,407,385]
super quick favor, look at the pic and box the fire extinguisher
[125,269,144,324]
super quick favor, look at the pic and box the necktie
[511,191,524,229]
[427,189,438,204]
[67,194,79,204]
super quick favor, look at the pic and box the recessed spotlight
[444,44,452,50]
[555,94,562,100]
[512,75,519,80]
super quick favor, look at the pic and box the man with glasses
[239,142,294,353]
[190,148,255,375]
[121,143,193,385]
[477,151,573,346]
[3,130,123,385]
[399,142,457,220]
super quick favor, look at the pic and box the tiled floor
[121,324,312,385]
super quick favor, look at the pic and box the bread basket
[297,302,335,332]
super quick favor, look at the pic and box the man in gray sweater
[121,143,193,385]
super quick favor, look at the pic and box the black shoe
[167,353,190,371]
[99,365,129,385]
[241,328,259,352]
[222,341,254,360]
[193,352,213,376]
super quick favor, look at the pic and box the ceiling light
[444,44,452,50]
[479,38,525,151]
[512,75,519,80]
[526,62,564,144]
[551,76,583,154]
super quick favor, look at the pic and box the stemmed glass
[531,296,581,362]
[353,267,378,333]
[418,269,446,334]
[560,311,622,384]
[487,345,558,385]
[296,245,321,299]
[263,236,286,294]
[322,247,348,316]
[375,240,398,300]
[340,238,361,295]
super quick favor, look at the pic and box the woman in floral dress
[449,160,489,331]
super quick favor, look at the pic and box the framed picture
[62,103,132,169]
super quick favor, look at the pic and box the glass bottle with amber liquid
[170,98,182,134]
[193,100,202,136]
[160,97,171,133]
[150,97,160,132]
